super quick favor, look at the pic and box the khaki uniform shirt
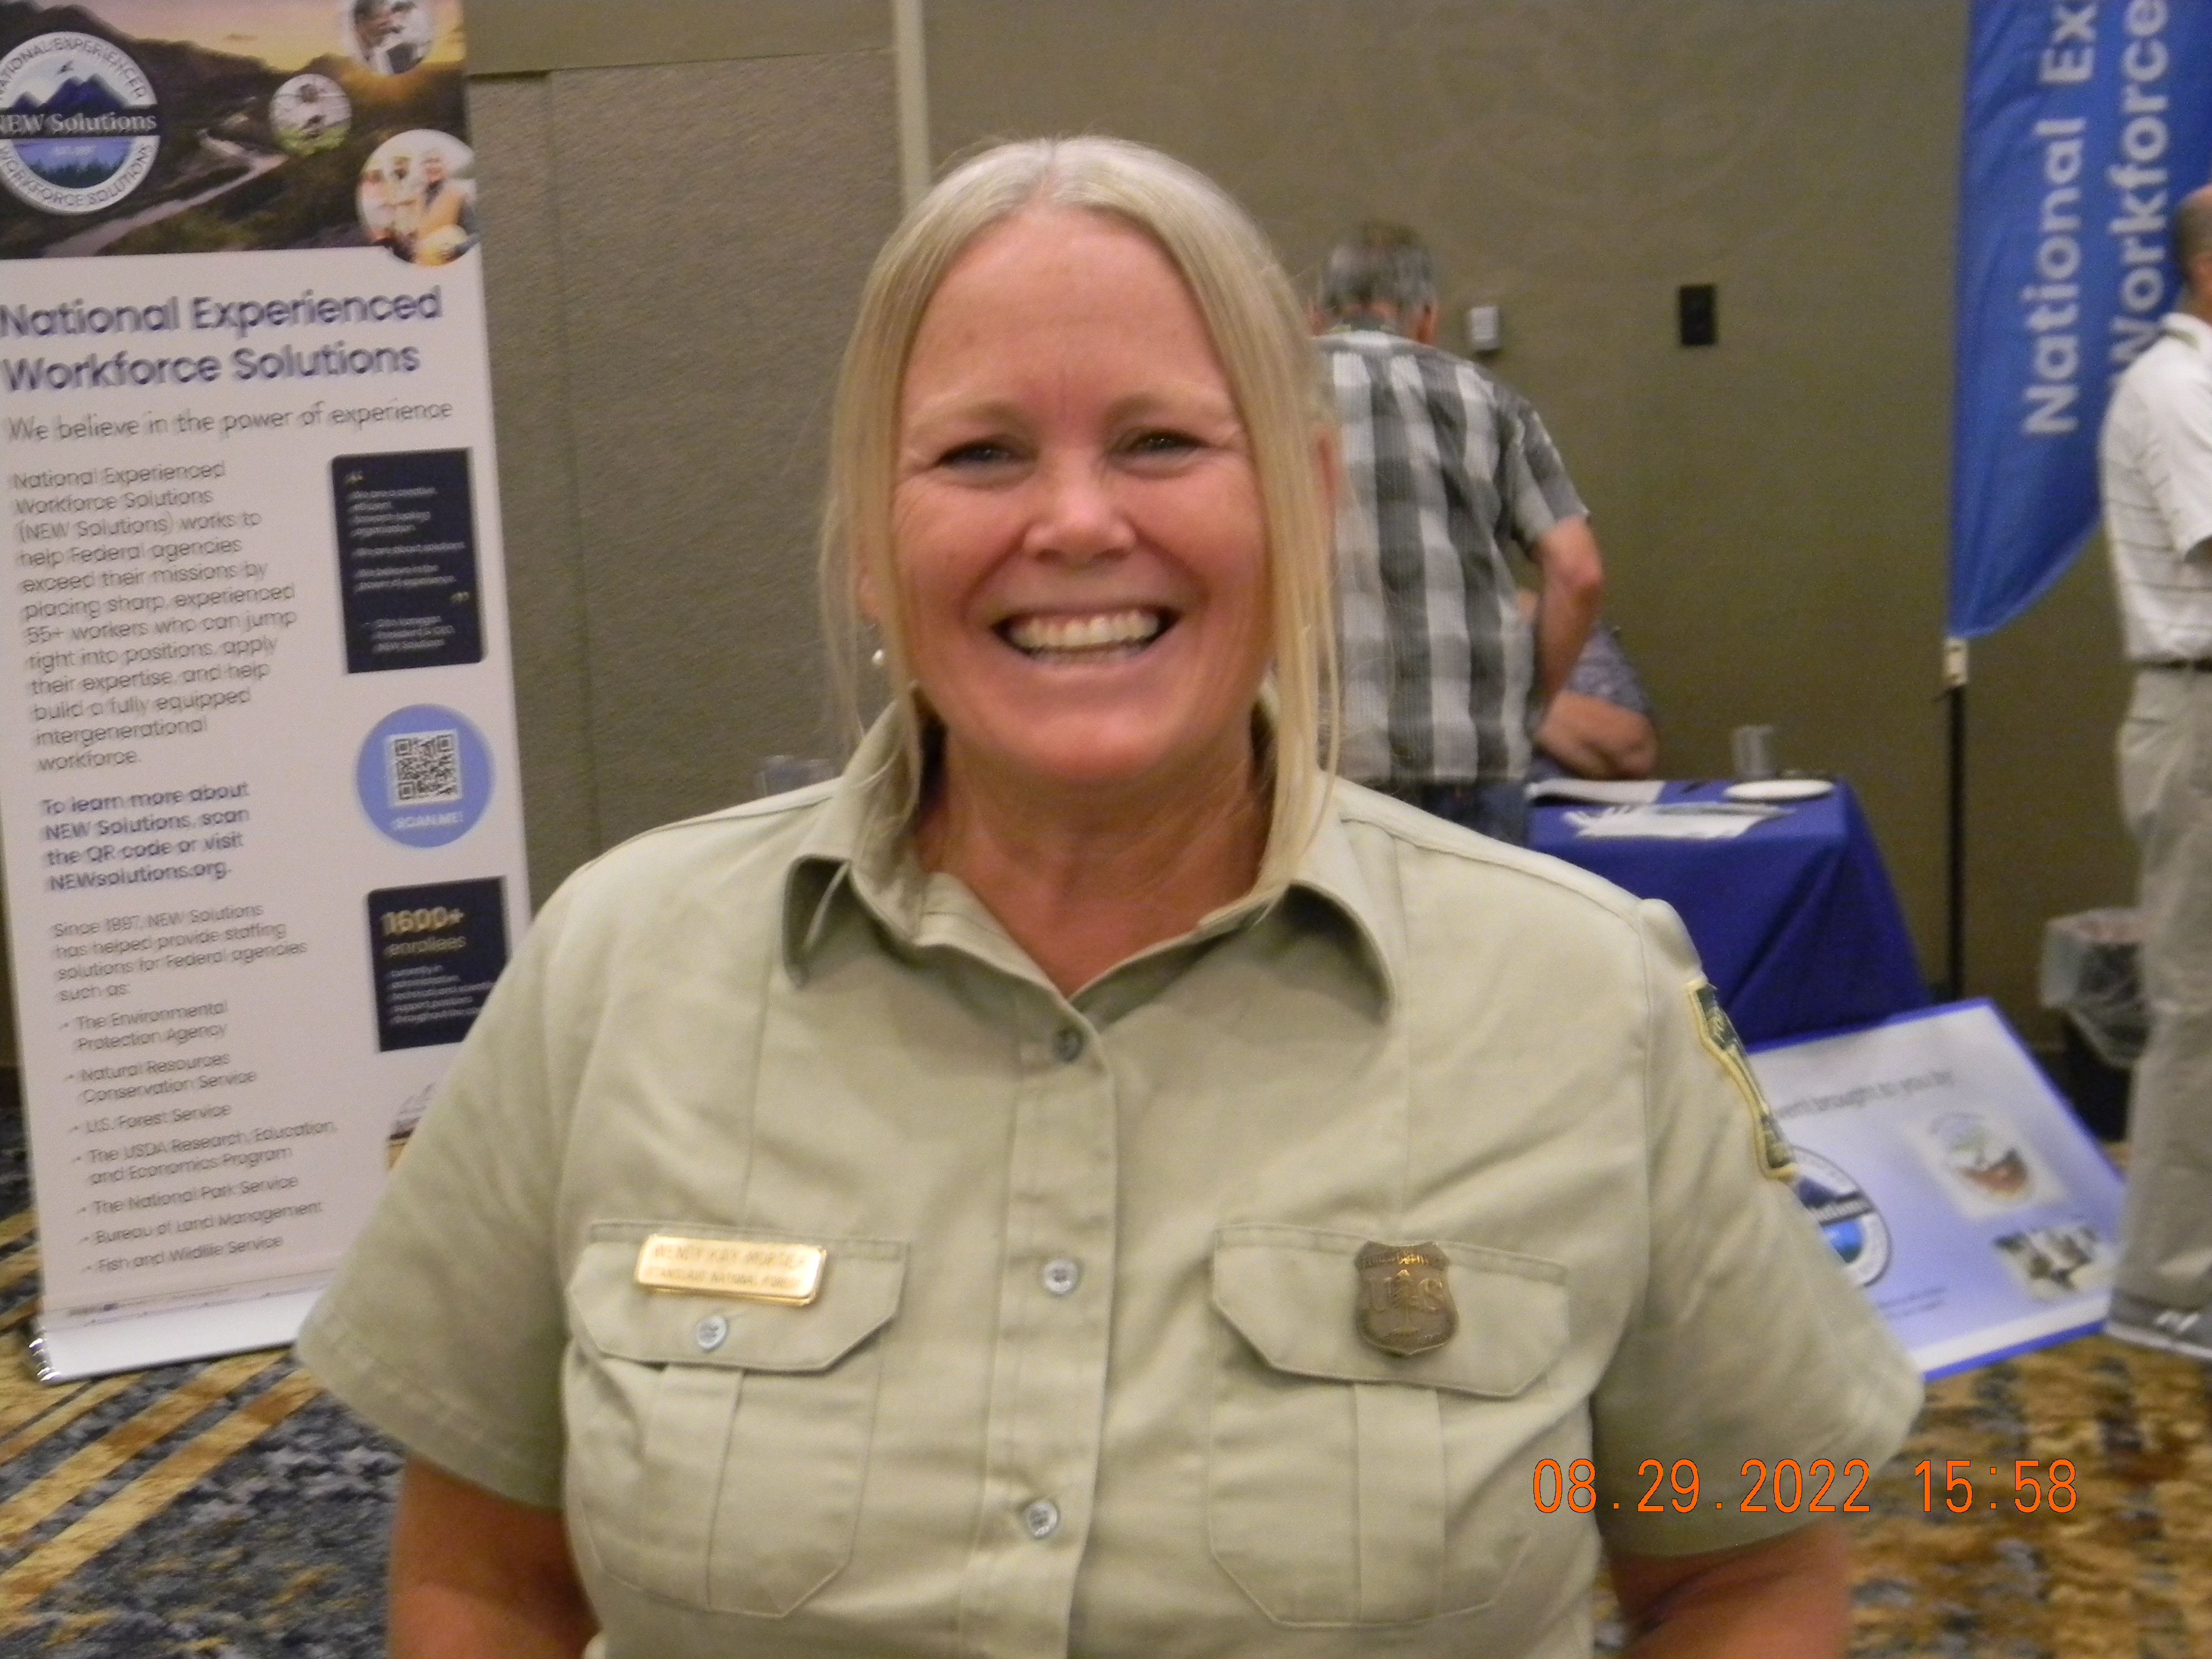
[299,718,1921,1659]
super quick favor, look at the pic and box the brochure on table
[0,0,525,1379]
[1752,1001,2124,1379]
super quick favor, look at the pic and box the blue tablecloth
[1530,781,1928,1046]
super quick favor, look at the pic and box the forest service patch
[1687,979,1796,1182]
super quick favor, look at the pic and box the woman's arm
[390,1456,598,1659]
[1607,1520,1850,1658]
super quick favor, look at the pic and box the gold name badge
[634,1235,826,1305]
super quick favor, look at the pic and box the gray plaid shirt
[1322,328,1587,786]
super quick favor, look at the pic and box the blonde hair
[820,135,1338,895]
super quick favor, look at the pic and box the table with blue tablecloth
[1529,780,1928,1045]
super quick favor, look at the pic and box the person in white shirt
[2095,184,2212,1363]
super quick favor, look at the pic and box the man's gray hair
[1316,222,1437,320]
[2173,189,2212,288]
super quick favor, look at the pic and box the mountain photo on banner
[0,0,467,260]
[1949,0,2212,637]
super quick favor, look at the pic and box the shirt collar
[780,711,1400,1012]
[2161,311,2212,352]
[1324,315,1405,340]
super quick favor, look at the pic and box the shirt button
[1052,1026,1084,1063]
[1021,1498,1061,1540]
[694,1313,728,1352]
[1041,1257,1082,1297]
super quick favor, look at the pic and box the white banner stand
[1,0,525,1378]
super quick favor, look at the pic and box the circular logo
[0,32,160,216]
[269,73,350,157]
[355,705,493,848]
[1791,1149,1891,1288]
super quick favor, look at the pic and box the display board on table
[1753,1002,2124,1379]
[0,0,524,1379]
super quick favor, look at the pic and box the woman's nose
[1025,455,1130,564]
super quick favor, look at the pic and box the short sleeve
[1563,623,1654,718]
[1485,374,1588,552]
[294,879,585,1510]
[1591,901,1922,1554]
[2135,368,2212,563]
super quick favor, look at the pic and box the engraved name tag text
[635,1235,826,1304]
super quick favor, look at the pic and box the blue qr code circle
[356,705,494,848]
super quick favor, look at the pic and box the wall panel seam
[530,70,608,863]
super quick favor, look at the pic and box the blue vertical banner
[1950,0,2212,638]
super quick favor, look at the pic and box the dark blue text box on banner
[1950,0,2212,638]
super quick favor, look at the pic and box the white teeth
[1004,609,1165,655]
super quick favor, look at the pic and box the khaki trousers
[2115,667,2212,1308]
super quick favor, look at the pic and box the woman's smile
[996,606,1172,660]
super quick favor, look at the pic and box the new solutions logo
[0,32,160,216]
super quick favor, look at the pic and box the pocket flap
[570,1222,906,1371]
[1212,1223,1565,1396]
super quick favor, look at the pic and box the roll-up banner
[0,0,525,1380]
[1949,0,2212,638]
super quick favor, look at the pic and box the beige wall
[467,7,904,890]
[926,0,2140,1039]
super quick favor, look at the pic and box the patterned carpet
[0,1100,2203,1655]
[1852,1341,2212,1657]
[0,1107,392,1656]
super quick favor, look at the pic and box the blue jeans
[1384,780,1530,846]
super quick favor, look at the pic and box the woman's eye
[1126,429,1201,458]
[938,440,1016,468]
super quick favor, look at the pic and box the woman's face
[888,208,1272,806]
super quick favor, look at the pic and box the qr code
[387,731,462,805]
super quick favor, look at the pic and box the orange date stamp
[1531,1457,2078,1515]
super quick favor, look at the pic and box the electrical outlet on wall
[1677,284,1719,347]
[1465,304,1503,353]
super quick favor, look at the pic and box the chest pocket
[1207,1223,1568,1627]
[564,1222,906,1616]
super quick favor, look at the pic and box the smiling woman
[824,141,1338,906]
[297,137,1923,1659]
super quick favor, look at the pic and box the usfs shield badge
[1354,1240,1457,1357]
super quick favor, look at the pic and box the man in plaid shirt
[1316,223,1606,842]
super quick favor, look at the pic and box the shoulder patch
[1686,979,1796,1182]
